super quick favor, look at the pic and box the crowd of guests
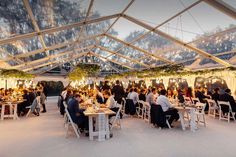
[59,80,236,131]
[0,83,47,117]
[58,81,122,134]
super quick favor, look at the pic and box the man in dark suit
[195,87,210,103]
[195,87,210,111]
[212,88,220,103]
[67,94,88,131]
[219,89,236,115]
[111,80,125,104]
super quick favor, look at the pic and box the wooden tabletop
[84,107,116,116]
[175,106,196,111]
[0,100,25,105]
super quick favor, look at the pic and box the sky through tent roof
[0,0,236,75]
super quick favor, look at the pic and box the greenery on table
[0,69,34,79]
[68,64,100,81]
[105,64,236,80]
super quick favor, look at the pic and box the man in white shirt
[157,89,179,126]
[103,91,120,109]
[129,88,139,105]
[103,90,121,118]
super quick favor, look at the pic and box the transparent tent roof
[0,0,235,76]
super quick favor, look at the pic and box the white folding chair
[63,103,68,127]
[136,100,144,118]
[142,101,151,123]
[26,96,41,117]
[64,106,81,138]
[110,104,122,130]
[195,102,207,127]
[206,99,218,118]
[217,101,236,123]
[121,98,126,116]
[192,98,200,105]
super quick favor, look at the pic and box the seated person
[28,88,36,105]
[146,88,159,105]
[139,89,146,102]
[219,89,236,116]
[157,89,179,126]
[18,90,30,116]
[103,90,120,113]
[67,94,88,132]
[212,88,220,104]
[30,92,41,116]
[129,88,139,106]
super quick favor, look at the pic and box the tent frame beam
[112,0,202,54]
[89,51,134,70]
[23,0,49,57]
[203,0,236,20]
[0,14,120,46]
[122,14,232,67]
[104,34,174,64]
[11,45,94,69]
[95,45,151,68]
[24,51,88,72]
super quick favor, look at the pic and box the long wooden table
[0,100,24,120]
[175,106,197,132]
[84,107,116,141]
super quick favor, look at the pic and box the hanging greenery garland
[105,64,236,80]
[68,63,100,81]
[0,69,34,79]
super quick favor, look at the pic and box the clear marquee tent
[0,0,235,77]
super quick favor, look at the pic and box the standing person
[102,81,111,92]
[111,80,125,104]
[157,89,179,126]
[40,91,47,113]
[41,83,48,98]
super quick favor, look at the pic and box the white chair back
[111,104,122,130]
[192,98,200,104]
[64,105,80,138]
[217,101,232,111]
[195,102,206,114]
[217,101,235,123]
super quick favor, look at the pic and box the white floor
[0,97,236,157]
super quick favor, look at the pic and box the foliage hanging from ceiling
[0,69,34,79]
[68,64,100,81]
[105,64,236,80]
